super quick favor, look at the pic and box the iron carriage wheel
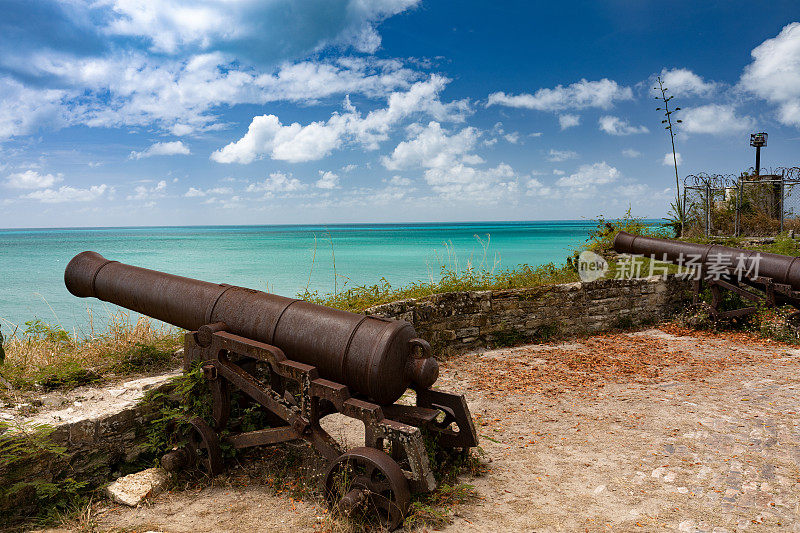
[323,447,411,530]
[161,416,224,476]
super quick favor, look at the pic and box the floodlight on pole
[750,132,767,175]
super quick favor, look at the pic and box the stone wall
[365,276,693,354]
[0,374,177,524]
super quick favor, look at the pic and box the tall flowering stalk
[655,76,684,236]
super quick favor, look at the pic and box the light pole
[750,132,767,176]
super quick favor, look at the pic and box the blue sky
[0,0,799,227]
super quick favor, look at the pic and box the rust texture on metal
[613,230,800,321]
[64,252,479,530]
[65,251,437,405]
[614,230,800,291]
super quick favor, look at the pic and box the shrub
[585,208,671,256]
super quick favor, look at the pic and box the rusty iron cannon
[65,251,478,529]
[614,230,800,320]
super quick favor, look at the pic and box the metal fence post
[736,176,742,236]
[780,174,785,234]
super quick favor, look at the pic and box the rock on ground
[106,468,171,507]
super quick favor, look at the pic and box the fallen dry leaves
[458,326,789,399]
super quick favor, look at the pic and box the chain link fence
[682,167,800,237]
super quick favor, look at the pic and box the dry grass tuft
[0,310,182,393]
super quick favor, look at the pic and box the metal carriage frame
[161,323,478,530]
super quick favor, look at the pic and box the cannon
[614,230,800,320]
[65,252,478,529]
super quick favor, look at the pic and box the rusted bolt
[203,363,218,381]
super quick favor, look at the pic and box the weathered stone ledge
[0,372,179,523]
[364,276,693,354]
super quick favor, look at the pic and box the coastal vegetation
[0,311,181,396]
[299,262,579,313]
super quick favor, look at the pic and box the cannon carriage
[65,251,478,530]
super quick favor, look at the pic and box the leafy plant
[0,421,89,527]
[114,342,178,373]
[143,364,212,459]
[0,326,5,364]
[35,361,101,391]
[585,207,670,255]
[23,319,72,346]
[0,311,181,392]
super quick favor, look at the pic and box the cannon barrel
[613,231,800,290]
[64,251,438,405]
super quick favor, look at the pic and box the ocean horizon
[0,219,659,335]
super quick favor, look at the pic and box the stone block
[69,419,97,445]
[98,409,135,436]
[106,467,171,507]
[440,330,457,341]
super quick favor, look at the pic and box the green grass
[299,263,579,313]
[584,208,673,256]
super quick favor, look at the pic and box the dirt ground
[74,326,800,532]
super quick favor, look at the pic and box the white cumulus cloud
[622,148,642,158]
[382,120,518,201]
[663,152,683,166]
[130,141,191,159]
[680,104,755,134]
[245,172,306,194]
[102,0,420,56]
[526,177,555,198]
[659,68,716,96]
[487,79,633,111]
[211,76,470,164]
[185,186,233,197]
[4,170,63,189]
[739,22,800,127]
[382,122,482,170]
[127,180,167,201]
[556,162,619,188]
[598,116,649,136]
[23,184,108,203]
[316,171,340,189]
[558,114,580,130]
[424,163,519,200]
[547,149,578,162]
[0,53,420,141]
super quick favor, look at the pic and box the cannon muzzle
[65,251,438,405]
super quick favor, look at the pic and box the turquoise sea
[0,221,598,335]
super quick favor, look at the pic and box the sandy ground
[65,327,800,532]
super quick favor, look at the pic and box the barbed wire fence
[682,167,800,237]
